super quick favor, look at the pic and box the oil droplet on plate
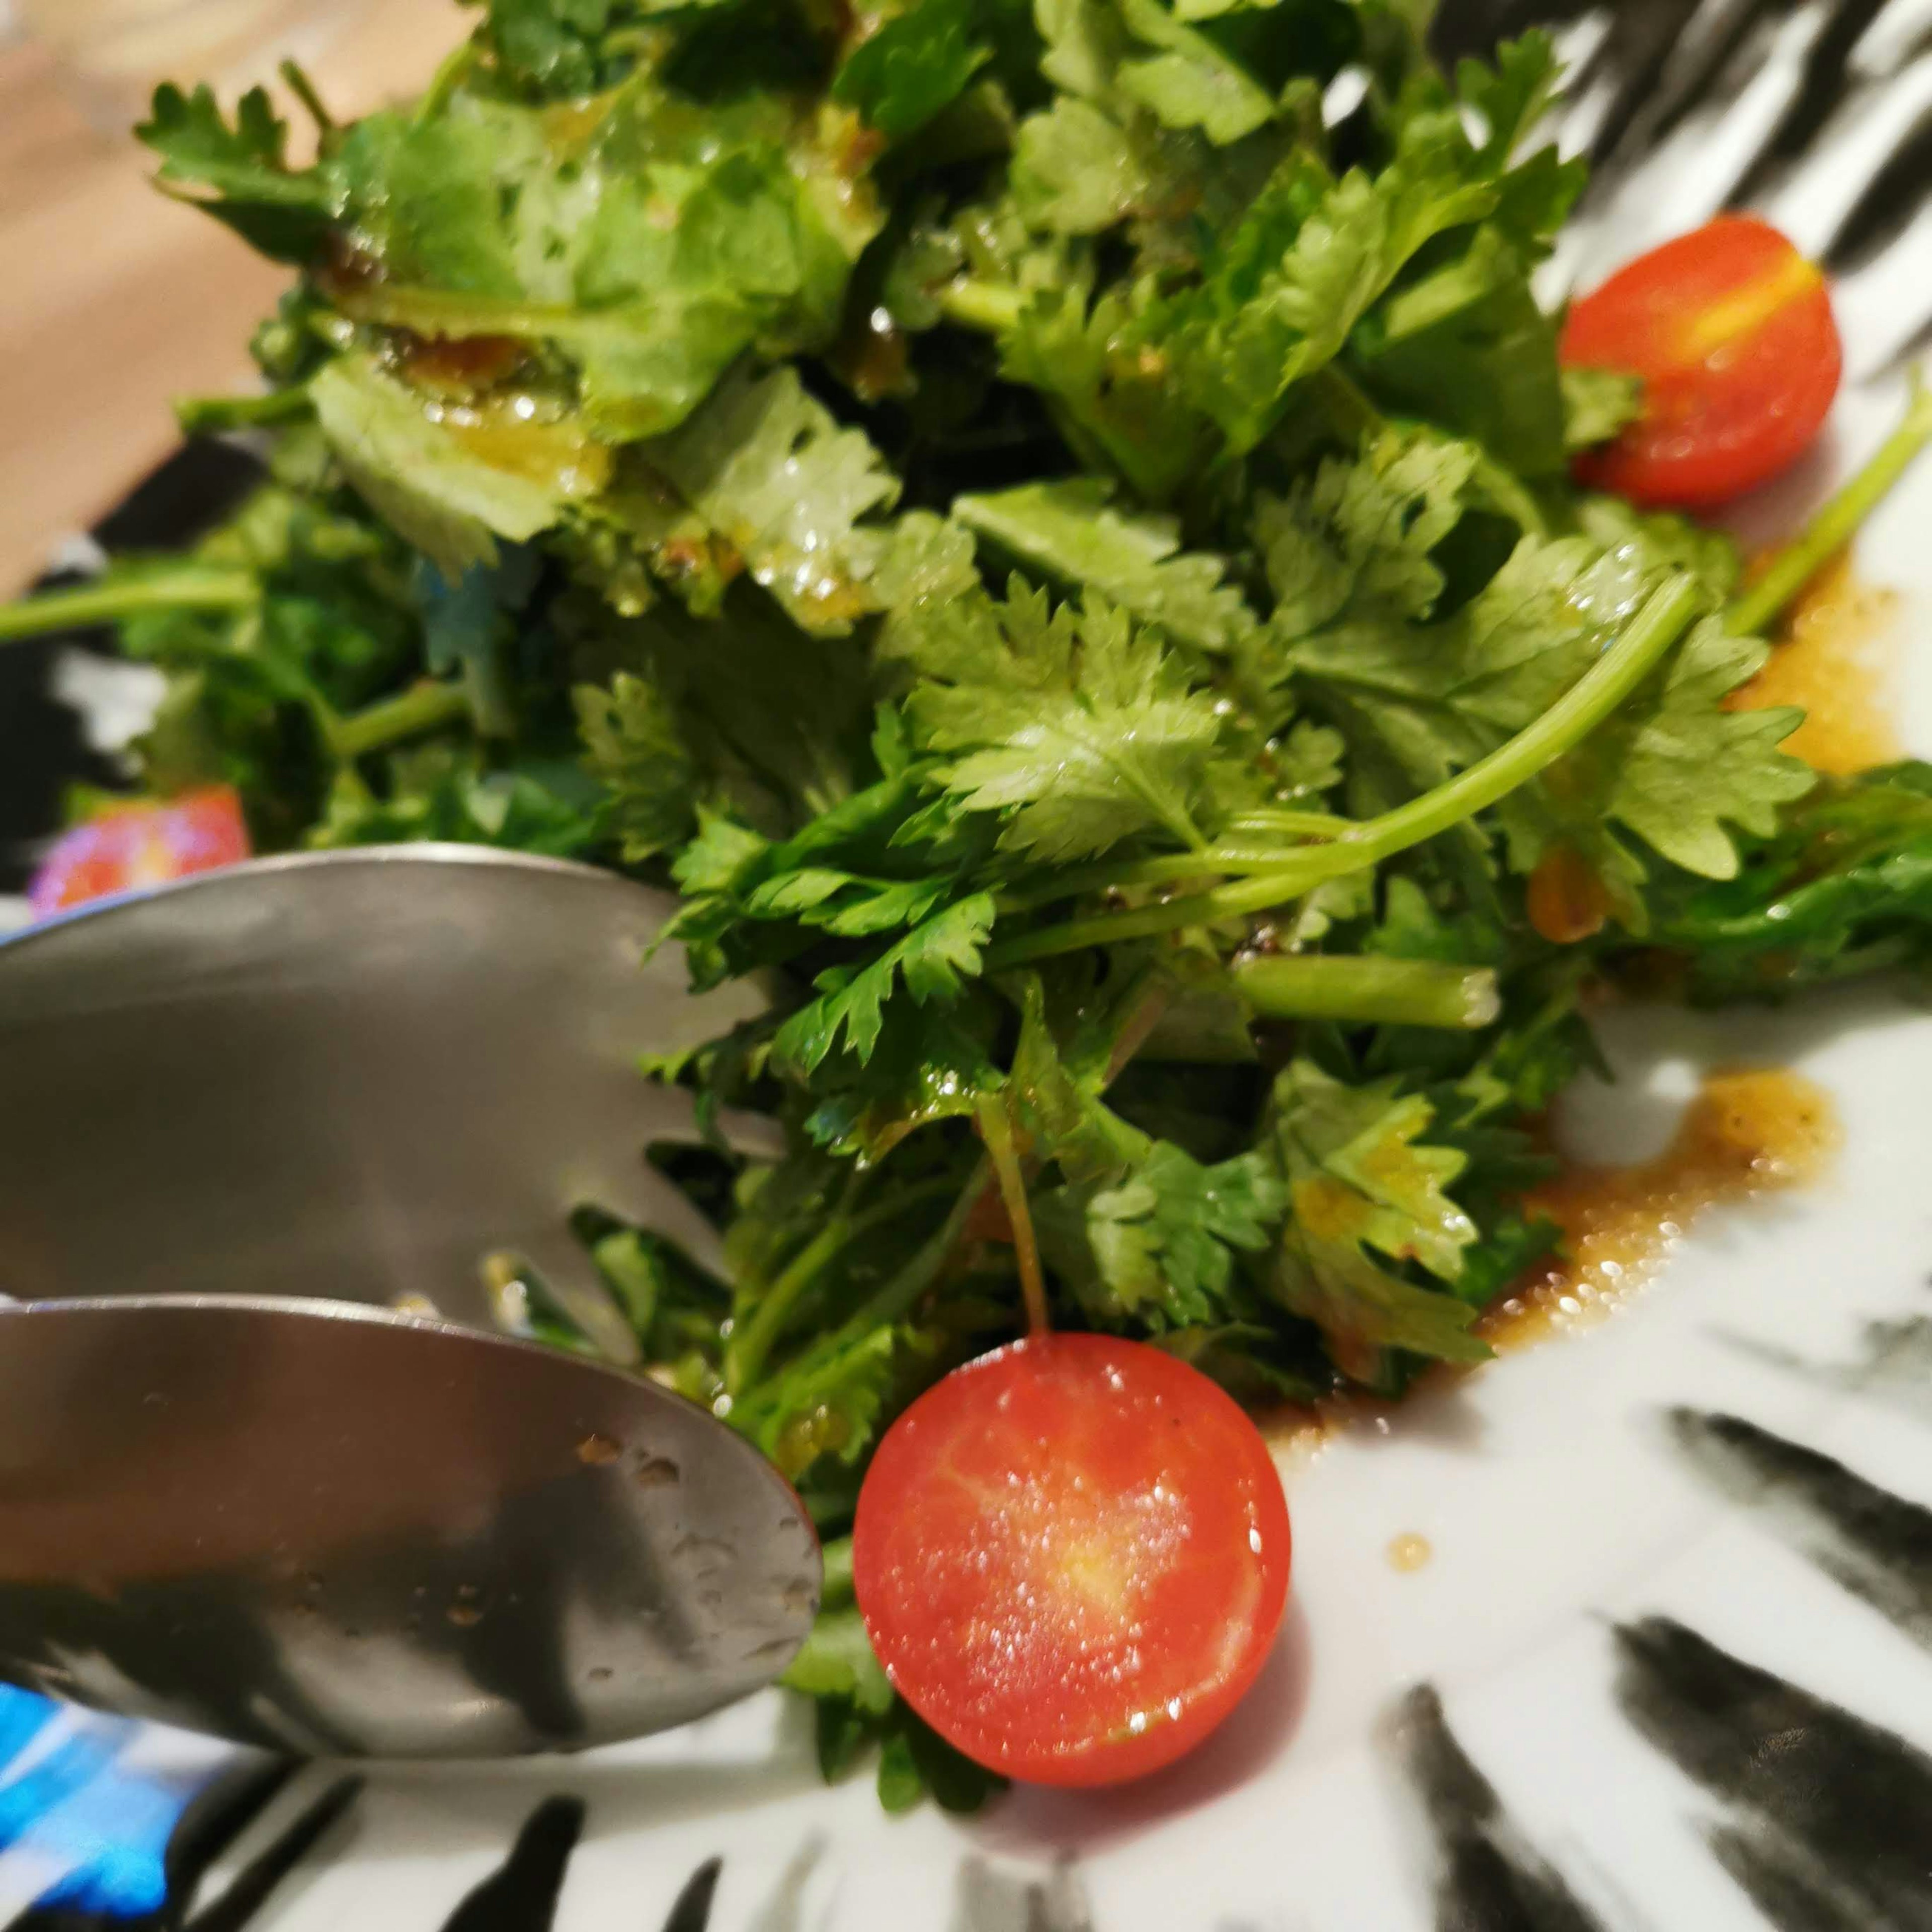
[446,1602,485,1628]
[1387,1533,1432,1573]
[577,1432,622,1466]
[633,1454,680,1489]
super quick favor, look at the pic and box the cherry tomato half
[28,786,251,918]
[1561,214,1841,510]
[853,1332,1291,1786]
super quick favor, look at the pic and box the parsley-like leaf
[775,893,997,1071]
[953,478,1257,653]
[136,83,336,261]
[899,583,1226,860]
[1269,1058,1490,1376]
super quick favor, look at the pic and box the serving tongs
[0,847,820,1756]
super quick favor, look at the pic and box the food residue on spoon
[1483,1067,1839,1352]
[1386,1533,1433,1573]
[1730,551,1901,774]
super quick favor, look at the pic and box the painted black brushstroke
[1614,1617,1932,1928]
[950,1856,1094,1932]
[1730,0,1896,206]
[182,1776,362,1932]
[1824,102,1932,272]
[659,1857,722,1932]
[438,1797,584,1932]
[1584,0,1782,175]
[1668,1410,1932,1649]
[156,1758,299,1929]
[1706,1822,1875,1932]
[1392,1685,1606,1932]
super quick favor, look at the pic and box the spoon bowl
[0,1297,821,1756]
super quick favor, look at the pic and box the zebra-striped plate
[5,2,1932,1924]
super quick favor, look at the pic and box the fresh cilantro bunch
[8,0,1932,1814]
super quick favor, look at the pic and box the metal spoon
[0,849,820,1755]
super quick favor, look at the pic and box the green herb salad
[8,0,1932,1811]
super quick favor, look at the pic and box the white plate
[7,6,1932,1925]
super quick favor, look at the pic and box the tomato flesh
[1561,214,1840,510]
[853,1332,1291,1786]
[28,786,251,918]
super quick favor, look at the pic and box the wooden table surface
[0,3,464,594]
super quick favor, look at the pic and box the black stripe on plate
[1667,1409,1932,1650]
[438,1797,584,1932]
[1391,1685,1607,1932]
[1728,0,1897,206]
[660,1857,722,1932]
[1615,1616,1932,1927]
[181,1775,362,1932]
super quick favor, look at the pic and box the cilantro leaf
[327,86,883,441]
[834,0,992,139]
[311,354,605,577]
[1083,1142,1286,1324]
[640,365,902,633]
[1605,619,1815,878]
[897,583,1227,860]
[576,672,700,861]
[775,894,997,1071]
[1658,762,1932,1000]
[1269,1058,1491,1377]
[953,478,1257,653]
[136,83,336,261]
[1502,616,1814,893]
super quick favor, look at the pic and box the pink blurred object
[29,786,252,917]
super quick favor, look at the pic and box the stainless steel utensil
[0,848,819,1755]
[0,1297,820,1756]
[0,845,774,1357]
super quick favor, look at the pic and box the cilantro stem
[938,278,1025,334]
[987,573,1702,965]
[724,1176,961,1394]
[278,58,334,133]
[844,1156,993,1333]
[329,679,471,759]
[975,1095,1050,1336]
[1726,371,1932,638]
[174,385,314,436]
[1001,826,1355,913]
[0,571,258,642]
[1234,954,1501,1029]
[732,1158,994,1419]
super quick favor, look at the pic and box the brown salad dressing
[1730,550,1902,773]
[1483,1068,1839,1351]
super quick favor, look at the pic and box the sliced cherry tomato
[853,1332,1291,1786]
[1561,214,1841,509]
[28,786,251,918]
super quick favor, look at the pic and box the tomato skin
[1562,214,1841,510]
[853,1332,1292,1787]
[28,787,252,918]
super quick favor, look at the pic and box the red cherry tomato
[853,1332,1291,1787]
[28,786,251,918]
[1561,214,1841,510]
